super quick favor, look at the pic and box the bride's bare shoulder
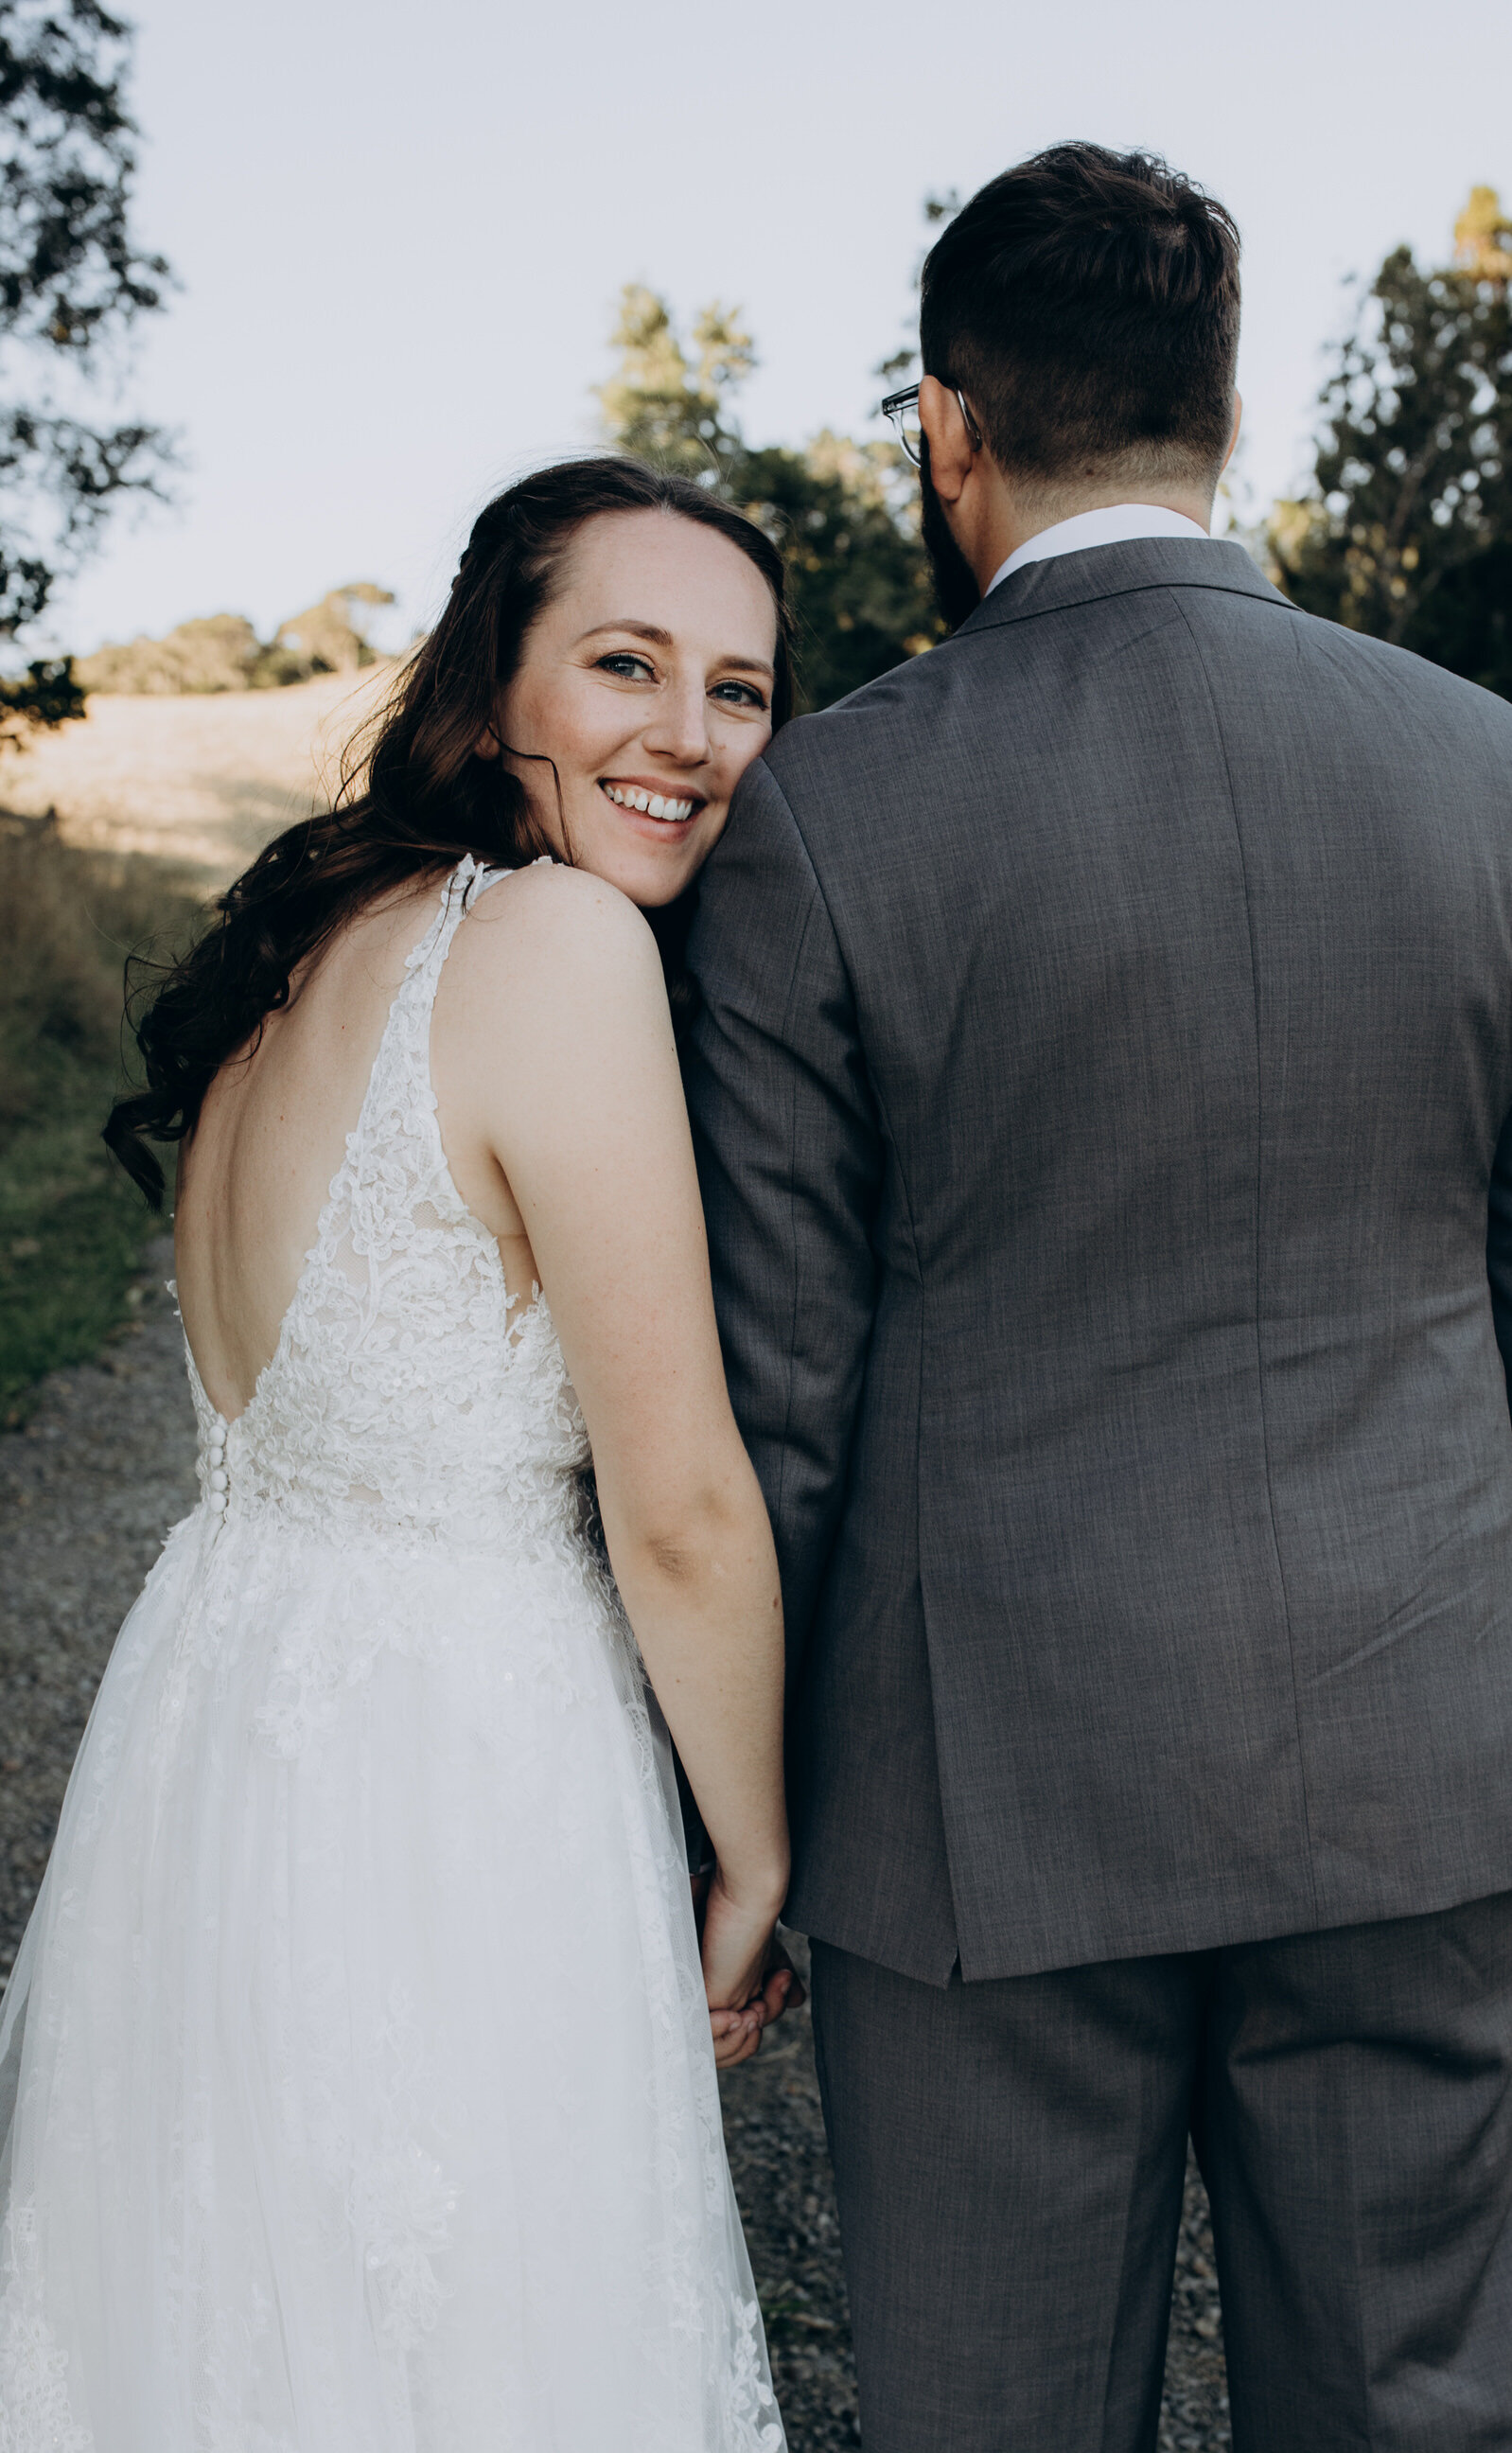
[448,860,664,1021]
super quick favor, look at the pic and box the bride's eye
[596,651,655,682]
[710,679,767,711]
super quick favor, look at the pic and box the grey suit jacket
[683,537,1512,1985]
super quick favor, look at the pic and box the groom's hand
[758,1940,804,2029]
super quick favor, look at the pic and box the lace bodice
[183,856,589,1560]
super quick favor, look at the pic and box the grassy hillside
[0,818,201,1423]
[0,663,395,886]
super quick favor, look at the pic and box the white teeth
[602,784,696,822]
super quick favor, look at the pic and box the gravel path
[0,1238,1230,2447]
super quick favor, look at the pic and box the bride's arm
[455,865,789,2053]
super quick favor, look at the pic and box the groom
[685,144,1512,2449]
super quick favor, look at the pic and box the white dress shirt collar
[985,503,1211,599]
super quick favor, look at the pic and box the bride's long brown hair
[104,458,795,1208]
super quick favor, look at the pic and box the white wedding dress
[0,857,784,2452]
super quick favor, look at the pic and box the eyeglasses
[880,381,983,468]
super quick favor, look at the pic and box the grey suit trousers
[811,1890,1512,2451]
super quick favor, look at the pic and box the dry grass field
[0,664,399,886]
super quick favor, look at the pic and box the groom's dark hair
[920,144,1240,490]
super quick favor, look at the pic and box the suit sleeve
[1489,1103,1512,1417]
[683,755,884,1692]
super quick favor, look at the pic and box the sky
[36,0,1511,658]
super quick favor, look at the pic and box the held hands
[695,1864,804,2071]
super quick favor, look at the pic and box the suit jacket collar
[955,535,1297,639]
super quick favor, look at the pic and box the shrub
[0,815,200,1420]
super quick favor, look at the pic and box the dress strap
[403,856,486,992]
[462,857,515,910]
[463,852,554,912]
[400,852,543,1015]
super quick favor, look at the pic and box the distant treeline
[75,585,396,697]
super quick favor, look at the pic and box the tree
[72,581,396,694]
[596,286,941,712]
[1269,189,1512,697]
[737,432,941,708]
[0,1,171,736]
[596,285,750,486]
[269,581,396,682]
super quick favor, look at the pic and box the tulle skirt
[0,1505,782,2451]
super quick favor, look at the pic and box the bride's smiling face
[492,507,779,909]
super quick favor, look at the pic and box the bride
[0,458,796,2449]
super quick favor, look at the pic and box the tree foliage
[596,286,941,712]
[737,432,941,709]
[596,286,752,486]
[0,0,171,737]
[1270,188,1512,697]
[73,582,396,695]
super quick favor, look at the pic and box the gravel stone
[1,1234,1230,2445]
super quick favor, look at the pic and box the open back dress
[0,856,783,2452]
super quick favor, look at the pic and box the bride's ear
[474,724,501,761]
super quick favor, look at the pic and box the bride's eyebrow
[573,620,774,679]
[574,620,674,647]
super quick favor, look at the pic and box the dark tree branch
[0,2,174,701]
[0,1,168,351]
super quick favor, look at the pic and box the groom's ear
[919,376,978,503]
[1223,392,1243,471]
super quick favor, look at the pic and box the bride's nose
[643,679,710,768]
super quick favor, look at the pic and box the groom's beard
[919,446,983,631]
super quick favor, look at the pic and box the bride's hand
[701,1865,799,2070]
